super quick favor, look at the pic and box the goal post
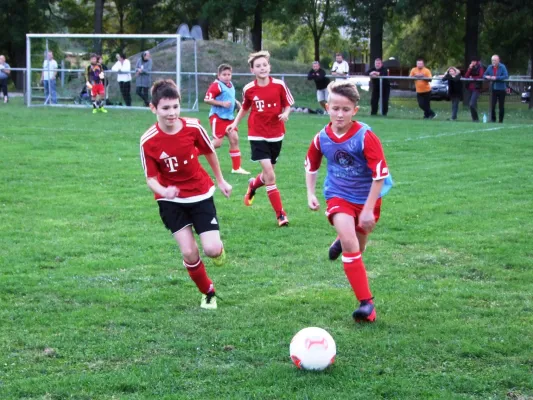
[25,33,199,111]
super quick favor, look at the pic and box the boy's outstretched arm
[146,177,179,199]
[204,152,232,198]
[226,106,248,133]
[306,171,320,211]
[359,179,385,233]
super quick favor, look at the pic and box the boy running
[140,79,232,309]
[204,64,249,175]
[86,53,107,114]
[305,81,392,322]
[227,51,294,227]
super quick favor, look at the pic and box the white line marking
[382,125,527,143]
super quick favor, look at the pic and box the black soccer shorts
[158,197,220,235]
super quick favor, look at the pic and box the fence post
[379,77,383,115]
[488,84,492,122]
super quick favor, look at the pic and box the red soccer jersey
[241,77,295,142]
[305,121,389,181]
[140,117,215,203]
[205,81,231,100]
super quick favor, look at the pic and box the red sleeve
[280,82,295,107]
[193,123,215,155]
[141,143,159,178]
[363,131,389,180]
[304,133,323,173]
[242,88,252,111]
[205,82,222,100]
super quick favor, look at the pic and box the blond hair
[248,50,270,67]
[327,80,360,105]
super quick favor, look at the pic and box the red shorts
[209,115,236,139]
[325,197,382,234]
[91,83,105,97]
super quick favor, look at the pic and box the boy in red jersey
[85,53,107,114]
[305,81,392,322]
[227,51,294,227]
[140,79,232,309]
[204,64,249,175]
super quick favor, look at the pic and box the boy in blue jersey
[204,64,249,174]
[305,80,392,323]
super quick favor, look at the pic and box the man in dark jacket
[307,61,330,111]
[464,57,484,122]
[442,67,462,120]
[366,58,390,116]
[484,55,509,123]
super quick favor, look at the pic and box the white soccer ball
[290,327,336,371]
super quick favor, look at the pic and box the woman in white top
[111,53,132,106]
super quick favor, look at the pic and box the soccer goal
[25,33,199,111]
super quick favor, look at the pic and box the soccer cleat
[212,247,226,267]
[352,300,376,323]
[99,107,108,113]
[244,178,256,206]
[92,108,98,114]
[200,291,217,309]
[328,238,342,261]
[277,212,289,227]
[231,167,251,175]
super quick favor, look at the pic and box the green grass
[1,97,533,399]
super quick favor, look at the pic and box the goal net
[25,33,199,111]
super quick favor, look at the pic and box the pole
[176,34,180,91]
[379,77,383,115]
[45,39,50,105]
[194,39,199,111]
[26,35,31,107]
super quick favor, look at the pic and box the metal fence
[8,67,533,121]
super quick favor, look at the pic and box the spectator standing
[112,53,132,106]
[135,51,152,106]
[484,55,509,123]
[331,53,350,81]
[442,67,462,121]
[464,57,484,122]
[409,58,436,119]
[0,55,11,103]
[41,51,58,104]
[366,58,390,116]
[307,61,330,111]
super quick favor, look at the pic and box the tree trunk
[94,0,105,54]
[251,2,262,51]
[199,18,210,40]
[530,38,533,110]
[369,3,384,63]
[313,33,320,62]
[463,0,480,106]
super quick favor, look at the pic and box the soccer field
[1,98,533,399]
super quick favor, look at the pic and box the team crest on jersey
[334,150,355,168]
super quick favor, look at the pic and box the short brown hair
[217,63,232,75]
[327,80,360,105]
[248,50,270,67]
[151,79,181,108]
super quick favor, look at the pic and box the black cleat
[328,238,342,261]
[352,300,376,323]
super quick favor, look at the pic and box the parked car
[521,86,531,103]
[430,75,449,101]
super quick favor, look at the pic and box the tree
[0,0,59,89]
[301,0,332,61]
[94,0,105,54]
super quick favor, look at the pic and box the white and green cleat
[212,247,226,267]
[200,292,217,309]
